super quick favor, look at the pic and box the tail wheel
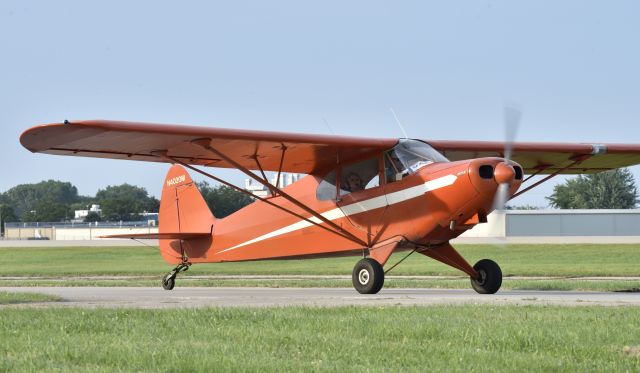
[161,262,190,291]
[162,275,175,291]
[352,258,385,294]
[470,259,502,294]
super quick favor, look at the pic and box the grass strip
[1,305,639,372]
[2,244,640,277]
[0,291,62,305]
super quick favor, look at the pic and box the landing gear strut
[419,243,503,294]
[352,258,385,294]
[162,262,191,290]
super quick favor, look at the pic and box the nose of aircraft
[467,158,524,195]
[466,158,524,215]
[494,162,516,185]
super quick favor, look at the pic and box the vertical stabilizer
[159,165,215,264]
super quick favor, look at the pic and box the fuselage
[159,141,522,264]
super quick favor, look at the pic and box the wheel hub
[358,269,370,285]
[475,269,487,285]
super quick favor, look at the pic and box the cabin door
[336,155,389,244]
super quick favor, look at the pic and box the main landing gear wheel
[470,259,502,294]
[352,258,385,294]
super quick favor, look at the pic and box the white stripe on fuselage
[218,174,457,253]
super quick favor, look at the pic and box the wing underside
[20,120,640,175]
[428,140,640,174]
[21,120,396,174]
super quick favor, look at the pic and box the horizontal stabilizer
[100,232,211,240]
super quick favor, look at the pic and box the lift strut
[156,152,365,246]
[190,139,368,247]
[511,156,590,200]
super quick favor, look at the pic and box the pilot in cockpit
[345,172,364,192]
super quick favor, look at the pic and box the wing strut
[158,152,367,247]
[253,155,269,186]
[190,138,369,247]
[511,156,590,200]
[522,168,543,183]
[275,144,287,190]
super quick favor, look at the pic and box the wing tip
[20,120,88,153]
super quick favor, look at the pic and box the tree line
[0,180,253,226]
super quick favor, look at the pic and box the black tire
[352,258,385,294]
[162,275,175,291]
[470,259,502,294]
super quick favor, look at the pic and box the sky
[1,0,639,207]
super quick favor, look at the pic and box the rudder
[159,165,215,264]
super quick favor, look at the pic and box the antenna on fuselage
[390,108,409,139]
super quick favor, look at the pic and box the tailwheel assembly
[470,259,502,294]
[161,262,191,291]
[352,258,385,294]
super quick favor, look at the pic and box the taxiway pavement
[2,287,640,308]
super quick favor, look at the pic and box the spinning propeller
[491,103,523,213]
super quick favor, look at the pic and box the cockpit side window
[316,169,338,201]
[385,139,449,183]
[384,150,409,183]
[339,158,379,196]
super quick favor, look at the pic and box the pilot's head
[346,172,363,191]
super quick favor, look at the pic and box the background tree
[84,211,102,223]
[197,182,254,218]
[547,168,638,209]
[95,184,159,221]
[0,204,18,236]
[2,180,80,221]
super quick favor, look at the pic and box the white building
[74,204,102,221]
[245,173,302,198]
[459,209,640,238]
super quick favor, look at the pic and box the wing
[428,140,640,174]
[20,120,397,174]
[21,120,640,175]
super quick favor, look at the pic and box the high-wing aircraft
[20,119,640,294]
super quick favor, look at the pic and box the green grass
[2,244,640,277]
[1,305,639,372]
[0,291,61,305]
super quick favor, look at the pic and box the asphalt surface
[2,287,640,308]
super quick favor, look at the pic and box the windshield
[385,139,449,179]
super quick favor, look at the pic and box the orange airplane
[20,119,640,294]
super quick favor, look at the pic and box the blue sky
[1,1,639,206]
